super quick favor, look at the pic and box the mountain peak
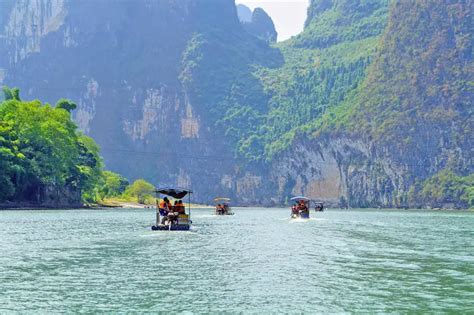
[240,6,277,43]
[236,4,252,23]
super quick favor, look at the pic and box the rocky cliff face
[0,0,67,68]
[269,135,414,208]
[0,0,280,202]
[269,0,473,208]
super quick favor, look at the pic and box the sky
[235,0,310,42]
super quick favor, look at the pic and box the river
[1,208,473,313]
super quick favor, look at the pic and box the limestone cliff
[268,0,473,208]
[1,0,471,207]
[0,0,280,202]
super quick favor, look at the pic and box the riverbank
[97,198,211,209]
[0,201,85,210]
[1,200,471,211]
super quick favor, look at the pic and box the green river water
[0,208,473,313]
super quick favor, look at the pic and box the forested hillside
[273,0,473,208]
[242,0,389,160]
[1,0,472,208]
[332,0,474,208]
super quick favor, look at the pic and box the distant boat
[151,187,192,231]
[290,196,311,219]
[289,196,324,219]
[213,197,234,215]
[315,202,324,212]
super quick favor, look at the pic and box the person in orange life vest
[176,200,186,214]
[159,197,171,211]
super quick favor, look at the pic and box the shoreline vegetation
[0,203,471,211]
[0,87,182,210]
[1,87,472,211]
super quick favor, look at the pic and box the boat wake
[288,217,326,223]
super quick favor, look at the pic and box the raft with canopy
[213,197,234,215]
[151,187,192,231]
[314,202,324,212]
[290,196,311,219]
[289,196,325,218]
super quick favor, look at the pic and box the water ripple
[0,208,473,312]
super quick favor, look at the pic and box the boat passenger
[223,203,229,214]
[216,203,225,215]
[176,200,186,214]
[292,204,298,215]
[297,200,308,213]
[159,198,166,210]
[160,197,176,224]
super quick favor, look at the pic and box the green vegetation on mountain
[418,170,474,208]
[224,0,472,207]
[231,0,389,160]
[325,1,473,136]
[180,16,282,160]
[310,0,473,207]
[298,0,389,49]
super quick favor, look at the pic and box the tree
[0,89,111,205]
[2,86,20,101]
[56,98,77,112]
[125,179,155,204]
[99,171,129,198]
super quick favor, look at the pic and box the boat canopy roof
[155,187,192,199]
[290,196,311,202]
[214,197,231,202]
